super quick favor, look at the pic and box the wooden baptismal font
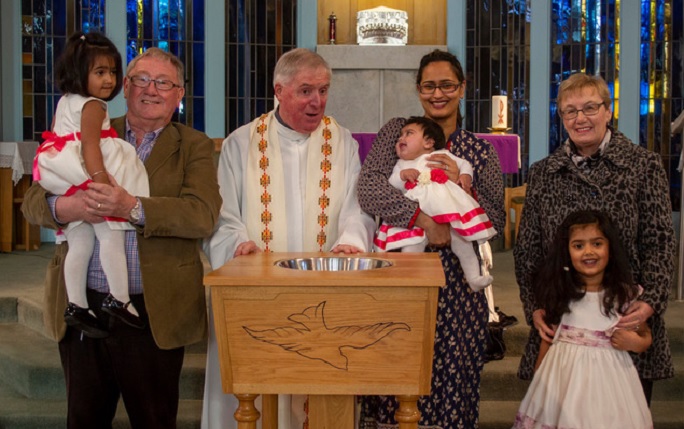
[204,252,445,429]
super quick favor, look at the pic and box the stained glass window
[126,0,205,130]
[225,0,297,133]
[466,0,530,187]
[641,0,680,209]
[22,0,106,141]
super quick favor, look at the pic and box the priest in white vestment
[201,48,375,429]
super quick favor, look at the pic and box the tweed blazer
[514,126,676,380]
[22,118,222,349]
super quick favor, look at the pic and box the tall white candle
[492,95,508,129]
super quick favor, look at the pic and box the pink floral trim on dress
[556,324,613,349]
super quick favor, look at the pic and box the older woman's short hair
[126,47,185,86]
[557,73,612,107]
[273,48,331,87]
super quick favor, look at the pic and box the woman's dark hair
[416,49,465,127]
[533,210,636,325]
[55,31,123,101]
[405,116,446,150]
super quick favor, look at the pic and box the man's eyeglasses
[419,82,462,95]
[128,75,183,91]
[558,102,606,120]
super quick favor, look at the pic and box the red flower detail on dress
[404,181,417,190]
[430,169,448,184]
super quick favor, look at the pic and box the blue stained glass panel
[124,0,206,130]
[33,36,45,63]
[33,16,45,34]
[33,0,46,15]
[126,2,138,40]
[143,0,153,40]
[193,98,204,130]
[193,42,204,96]
[193,0,205,41]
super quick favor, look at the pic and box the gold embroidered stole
[245,111,344,252]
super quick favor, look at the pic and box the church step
[0,322,206,401]
[1,393,681,429]
[0,381,202,429]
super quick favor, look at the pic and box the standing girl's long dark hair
[533,210,637,325]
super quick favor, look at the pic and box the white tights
[64,222,138,316]
[402,231,493,292]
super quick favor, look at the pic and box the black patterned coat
[513,126,676,381]
[357,117,505,428]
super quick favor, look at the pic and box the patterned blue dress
[357,118,505,428]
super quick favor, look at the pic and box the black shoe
[495,307,519,328]
[64,303,109,338]
[101,294,145,329]
[484,325,506,363]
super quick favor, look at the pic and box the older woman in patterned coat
[514,73,676,403]
[358,49,505,429]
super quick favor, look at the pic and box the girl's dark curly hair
[415,49,465,128]
[55,31,123,101]
[533,210,637,325]
[404,116,446,150]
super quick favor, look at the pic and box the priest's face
[275,65,330,133]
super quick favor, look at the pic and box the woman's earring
[563,266,570,272]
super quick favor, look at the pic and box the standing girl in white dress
[513,210,652,429]
[374,116,496,291]
[34,32,149,337]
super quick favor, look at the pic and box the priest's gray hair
[273,48,331,87]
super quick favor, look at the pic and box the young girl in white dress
[373,116,496,291]
[34,32,149,337]
[513,210,652,429]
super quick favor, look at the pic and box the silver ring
[97,203,102,209]
[444,164,449,171]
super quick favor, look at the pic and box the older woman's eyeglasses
[559,102,605,120]
[419,82,462,95]
[128,75,183,91]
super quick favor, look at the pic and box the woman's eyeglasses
[419,82,462,95]
[128,75,183,91]
[558,102,606,119]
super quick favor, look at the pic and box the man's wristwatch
[129,199,142,223]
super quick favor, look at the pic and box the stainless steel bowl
[274,257,393,271]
